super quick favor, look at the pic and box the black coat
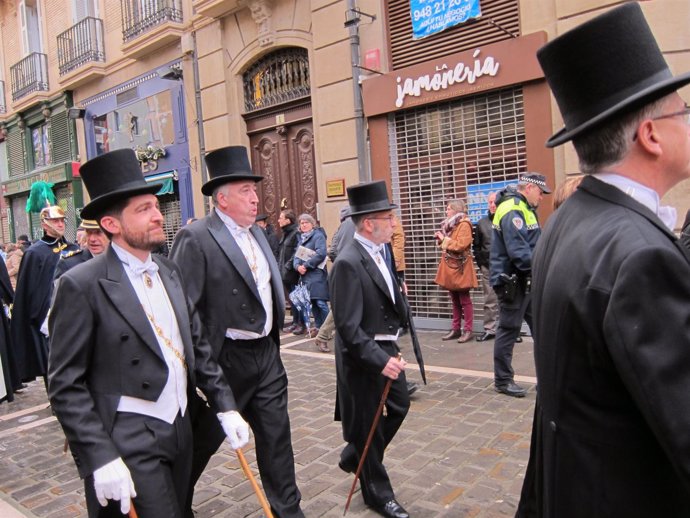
[12,236,78,381]
[53,249,93,280]
[473,212,493,269]
[330,240,407,440]
[47,247,236,478]
[277,222,299,286]
[170,210,285,359]
[0,259,17,402]
[517,176,690,517]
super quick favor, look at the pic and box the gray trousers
[480,265,498,332]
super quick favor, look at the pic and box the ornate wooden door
[249,120,317,225]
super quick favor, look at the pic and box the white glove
[217,410,250,450]
[93,457,136,514]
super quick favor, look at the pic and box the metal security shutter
[159,194,181,251]
[55,184,77,242]
[7,131,26,177]
[11,196,29,241]
[387,0,520,70]
[390,86,525,328]
[50,111,74,164]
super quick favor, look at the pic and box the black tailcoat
[517,176,690,517]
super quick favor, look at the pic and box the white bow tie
[130,262,159,277]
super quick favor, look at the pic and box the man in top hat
[330,180,410,518]
[54,219,110,279]
[12,202,79,383]
[170,146,304,518]
[516,4,690,517]
[47,148,249,518]
[489,173,550,398]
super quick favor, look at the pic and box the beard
[121,224,165,252]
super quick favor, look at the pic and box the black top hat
[201,146,263,196]
[79,149,160,219]
[347,181,397,217]
[537,2,690,148]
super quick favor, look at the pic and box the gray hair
[447,199,466,213]
[298,213,317,227]
[573,96,667,175]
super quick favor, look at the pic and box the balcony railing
[121,0,182,43]
[0,80,6,114]
[10,52,49,102]
[57,17,105,76]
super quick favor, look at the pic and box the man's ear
[99,215,120,236]
[634,119,663,157]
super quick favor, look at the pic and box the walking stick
[343,354,402,516]
[237,448,274,518]
[128,500,139,518]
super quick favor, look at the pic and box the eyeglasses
[367,215,396,223]
[633,104,690,141]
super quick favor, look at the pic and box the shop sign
[3,163,72,196]
[410,0,482,40]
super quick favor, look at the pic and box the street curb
[0,492,33,517]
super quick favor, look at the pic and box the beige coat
[6,249,23,290]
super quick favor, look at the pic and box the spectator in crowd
[5,243,23,290]
[434,199,478,344]
[256,213,280,260]
[293,213,329,337]
[17,235,31,252]
[473,192,499,342]
[277,209,301,333]
[517,4,690,516]
[53,219,110,279]
[490,174,551,398]
[552,176,584,210]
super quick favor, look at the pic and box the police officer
[490,174,551,397]
[54,219,110,279]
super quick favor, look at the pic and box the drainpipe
[346,0,370,183]
[191,31,208,211]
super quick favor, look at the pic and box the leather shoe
[406,381,418,396]
[495,381,527,398]
[441,329,462,340]
[315,338,330,353]
[476,331,495,342]
[371,499,410,518]
[457,331,473,343]
[292,325,306,335]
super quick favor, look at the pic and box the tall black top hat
[201,146,263,196]
[537,2,690,147]
[347,181,397,217]
[79,149,160,219]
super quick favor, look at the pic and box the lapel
[98,248,164,362]
[155,256,194,362]
[354,241,399,311]
[207,210,262,301]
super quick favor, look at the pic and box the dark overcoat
[47,247,236,479]
[170,210,285,359]
[517,176,690,517]
[330,240,407,440]
[293,227,329,301]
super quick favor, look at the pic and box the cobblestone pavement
[0,330,536,518]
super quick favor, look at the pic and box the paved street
[0,329,536,518]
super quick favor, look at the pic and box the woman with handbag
[434,199,478,343]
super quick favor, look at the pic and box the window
[92,90,174,156]
[19,0,43,55]
[31,122,51,168]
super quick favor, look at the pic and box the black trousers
[493,287,533,385]
[85,410,192,518]
[341,341,410,507]
[188,336,303,518]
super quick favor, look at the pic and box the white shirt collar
[595,173,677,230]
[111,241,156,274]
[215,208,250,234]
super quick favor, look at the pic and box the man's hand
[93,457,136,514]
[381,356,407,380]
[217,410,250,450]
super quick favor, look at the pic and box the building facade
[0,0,687,323]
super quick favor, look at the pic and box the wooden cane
[343,354,402,516]
[237,448,274,518]
[128,500,139,518]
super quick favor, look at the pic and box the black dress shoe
[441,329,462,340]
[515,335,523,343]
[495,381,527,398]
[406,381,419,396]
[371,499,410,518]
[476,331,495,342]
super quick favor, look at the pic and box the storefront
[80,63,191,247]
[361,33,554,328]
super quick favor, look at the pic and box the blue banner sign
[410,0,482,40]
[467,180,513,223]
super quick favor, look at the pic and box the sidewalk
[0,328,536,517]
